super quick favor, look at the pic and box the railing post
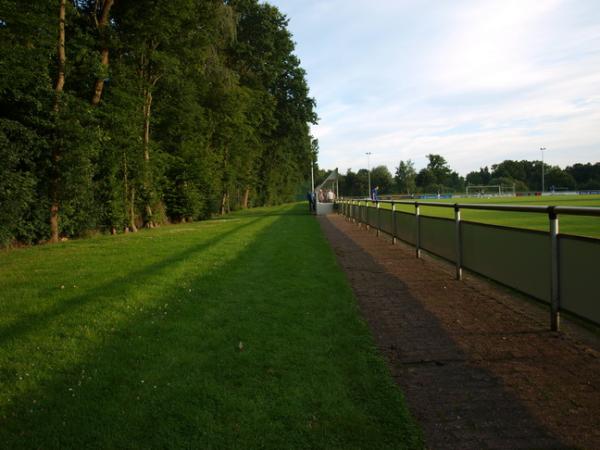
[549,207,560,331]
[366,200,370,231]
[376,201,380,237]
[361,201,366,228]
[415,202,421,259]
[392,203,397,244]
[455,205,463,280]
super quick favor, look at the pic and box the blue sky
[266,0,600,175]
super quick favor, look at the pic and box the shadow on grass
[0,215,267,347]
[227,202,315,218]
[0,206,420,449]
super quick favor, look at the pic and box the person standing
[371,186,379,201]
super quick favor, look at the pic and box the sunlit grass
[0,203,422,449]
[360,195,600,238]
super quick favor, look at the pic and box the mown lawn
[0,203,422,449]
[373,195,600,238]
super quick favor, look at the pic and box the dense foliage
[0,0,317,246]
[466,161,600,192]
[333,156,600,197]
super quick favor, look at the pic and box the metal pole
[366,152,372,198]
[455,205,463,280]
[392,203,397,244]
[376,201,380,237]
[550,208,560,331]
[415,203,421,259]
[540,147,546,193]
[311,159,315,194]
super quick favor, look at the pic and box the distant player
[371,186,379,201]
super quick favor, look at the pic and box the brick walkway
[319,214,600,449]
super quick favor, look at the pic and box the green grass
[371,195,600,238]
[0,203,422,449]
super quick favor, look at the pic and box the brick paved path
[319,214,600,449]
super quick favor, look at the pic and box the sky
[265,0,600,176]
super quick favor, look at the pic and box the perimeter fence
[337,199,600,331]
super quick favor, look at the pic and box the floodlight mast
[366,152,372,198]
[311,158,315,193]
[540,147,547,192]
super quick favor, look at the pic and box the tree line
[0,0,317,246]
[330,155,600,197]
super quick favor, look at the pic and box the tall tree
[90,0,115,105]
[49,0,67,243]
[395,159,416,194]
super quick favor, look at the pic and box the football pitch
[376,195,600,239]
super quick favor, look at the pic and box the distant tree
[395,160,416,194]
[489,177,528,192]
[545,167,576,191]
[426,154,452,184]
[370,165,393,194]
[465,167,491,186]
[415,168,436,191]
[566,163,600,189]
[355,169,370,197]
[491,160,527,182]
[415,154,463,192]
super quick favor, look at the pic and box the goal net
[465,184,515,198]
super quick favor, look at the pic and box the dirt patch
[319,214,600,449]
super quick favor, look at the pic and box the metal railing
[337,198,600,331]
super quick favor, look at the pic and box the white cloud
[269,0,600,175]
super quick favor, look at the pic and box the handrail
[339,199,600,217]
[338,197,600,331]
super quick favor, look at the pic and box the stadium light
[540,147,547,192]
[365,152,372,198]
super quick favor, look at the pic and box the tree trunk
[242,187,250,209]
[129,186,138,233]
[91,0,115,105]
[50,0,67,244]
[54,0,66,112]
[123,152,137,233]
[142,87,154,226]
[220,191,229,215]
[143,88,152,162]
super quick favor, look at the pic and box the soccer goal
[466,184,516,198]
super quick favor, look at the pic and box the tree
[395,159,416,194]
[370,165,393,194]
[465,167,491,186]
[426,154,452,185]
[49,0,67,243]
[566,163,600,189]
[0,0,318,247]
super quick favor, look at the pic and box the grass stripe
[0,203,422,449]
